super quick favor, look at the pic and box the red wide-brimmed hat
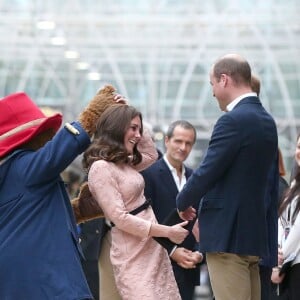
[0,92,62,157]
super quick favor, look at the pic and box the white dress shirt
[226,92,257,112]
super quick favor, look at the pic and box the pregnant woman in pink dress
[83,104,188,299]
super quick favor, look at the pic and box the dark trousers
[259,265,273,300]
[267,263,300,300]
[81,259,99,300]
[175,271,195,300]
[288,263,300,300]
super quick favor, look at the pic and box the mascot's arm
[71,182,104,224]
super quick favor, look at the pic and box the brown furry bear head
[78,85,122,136]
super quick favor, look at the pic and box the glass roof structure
[0,0,299,170]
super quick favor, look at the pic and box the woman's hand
[168,221,189,244]
[114,93,127,104]
[278,248,284,266]
[271,267,285,284]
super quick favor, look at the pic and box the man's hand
[170,248,203,269]
[190,251,203,264]
[178,206,196,221]
[171,248,194,268]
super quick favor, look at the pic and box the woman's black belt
[108,198,151,228]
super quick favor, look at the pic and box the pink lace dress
[88,130,181,300]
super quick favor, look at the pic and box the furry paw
[71,182,104,224]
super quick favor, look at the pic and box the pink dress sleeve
[134,127,158,172]
[88,160,152,238]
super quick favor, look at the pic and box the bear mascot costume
[0,85,124,300]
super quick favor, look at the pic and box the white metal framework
[0,0,299,169]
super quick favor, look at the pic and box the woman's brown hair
[82,104,143,170]
[278,136,300,223]
[278,148,286,177]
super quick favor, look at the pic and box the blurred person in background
[141,120,203,300]
[251,74,280,300]
[271,134,300,300]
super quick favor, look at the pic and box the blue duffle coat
[0,122,93,300]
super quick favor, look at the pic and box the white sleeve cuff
[169,245,178,257]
